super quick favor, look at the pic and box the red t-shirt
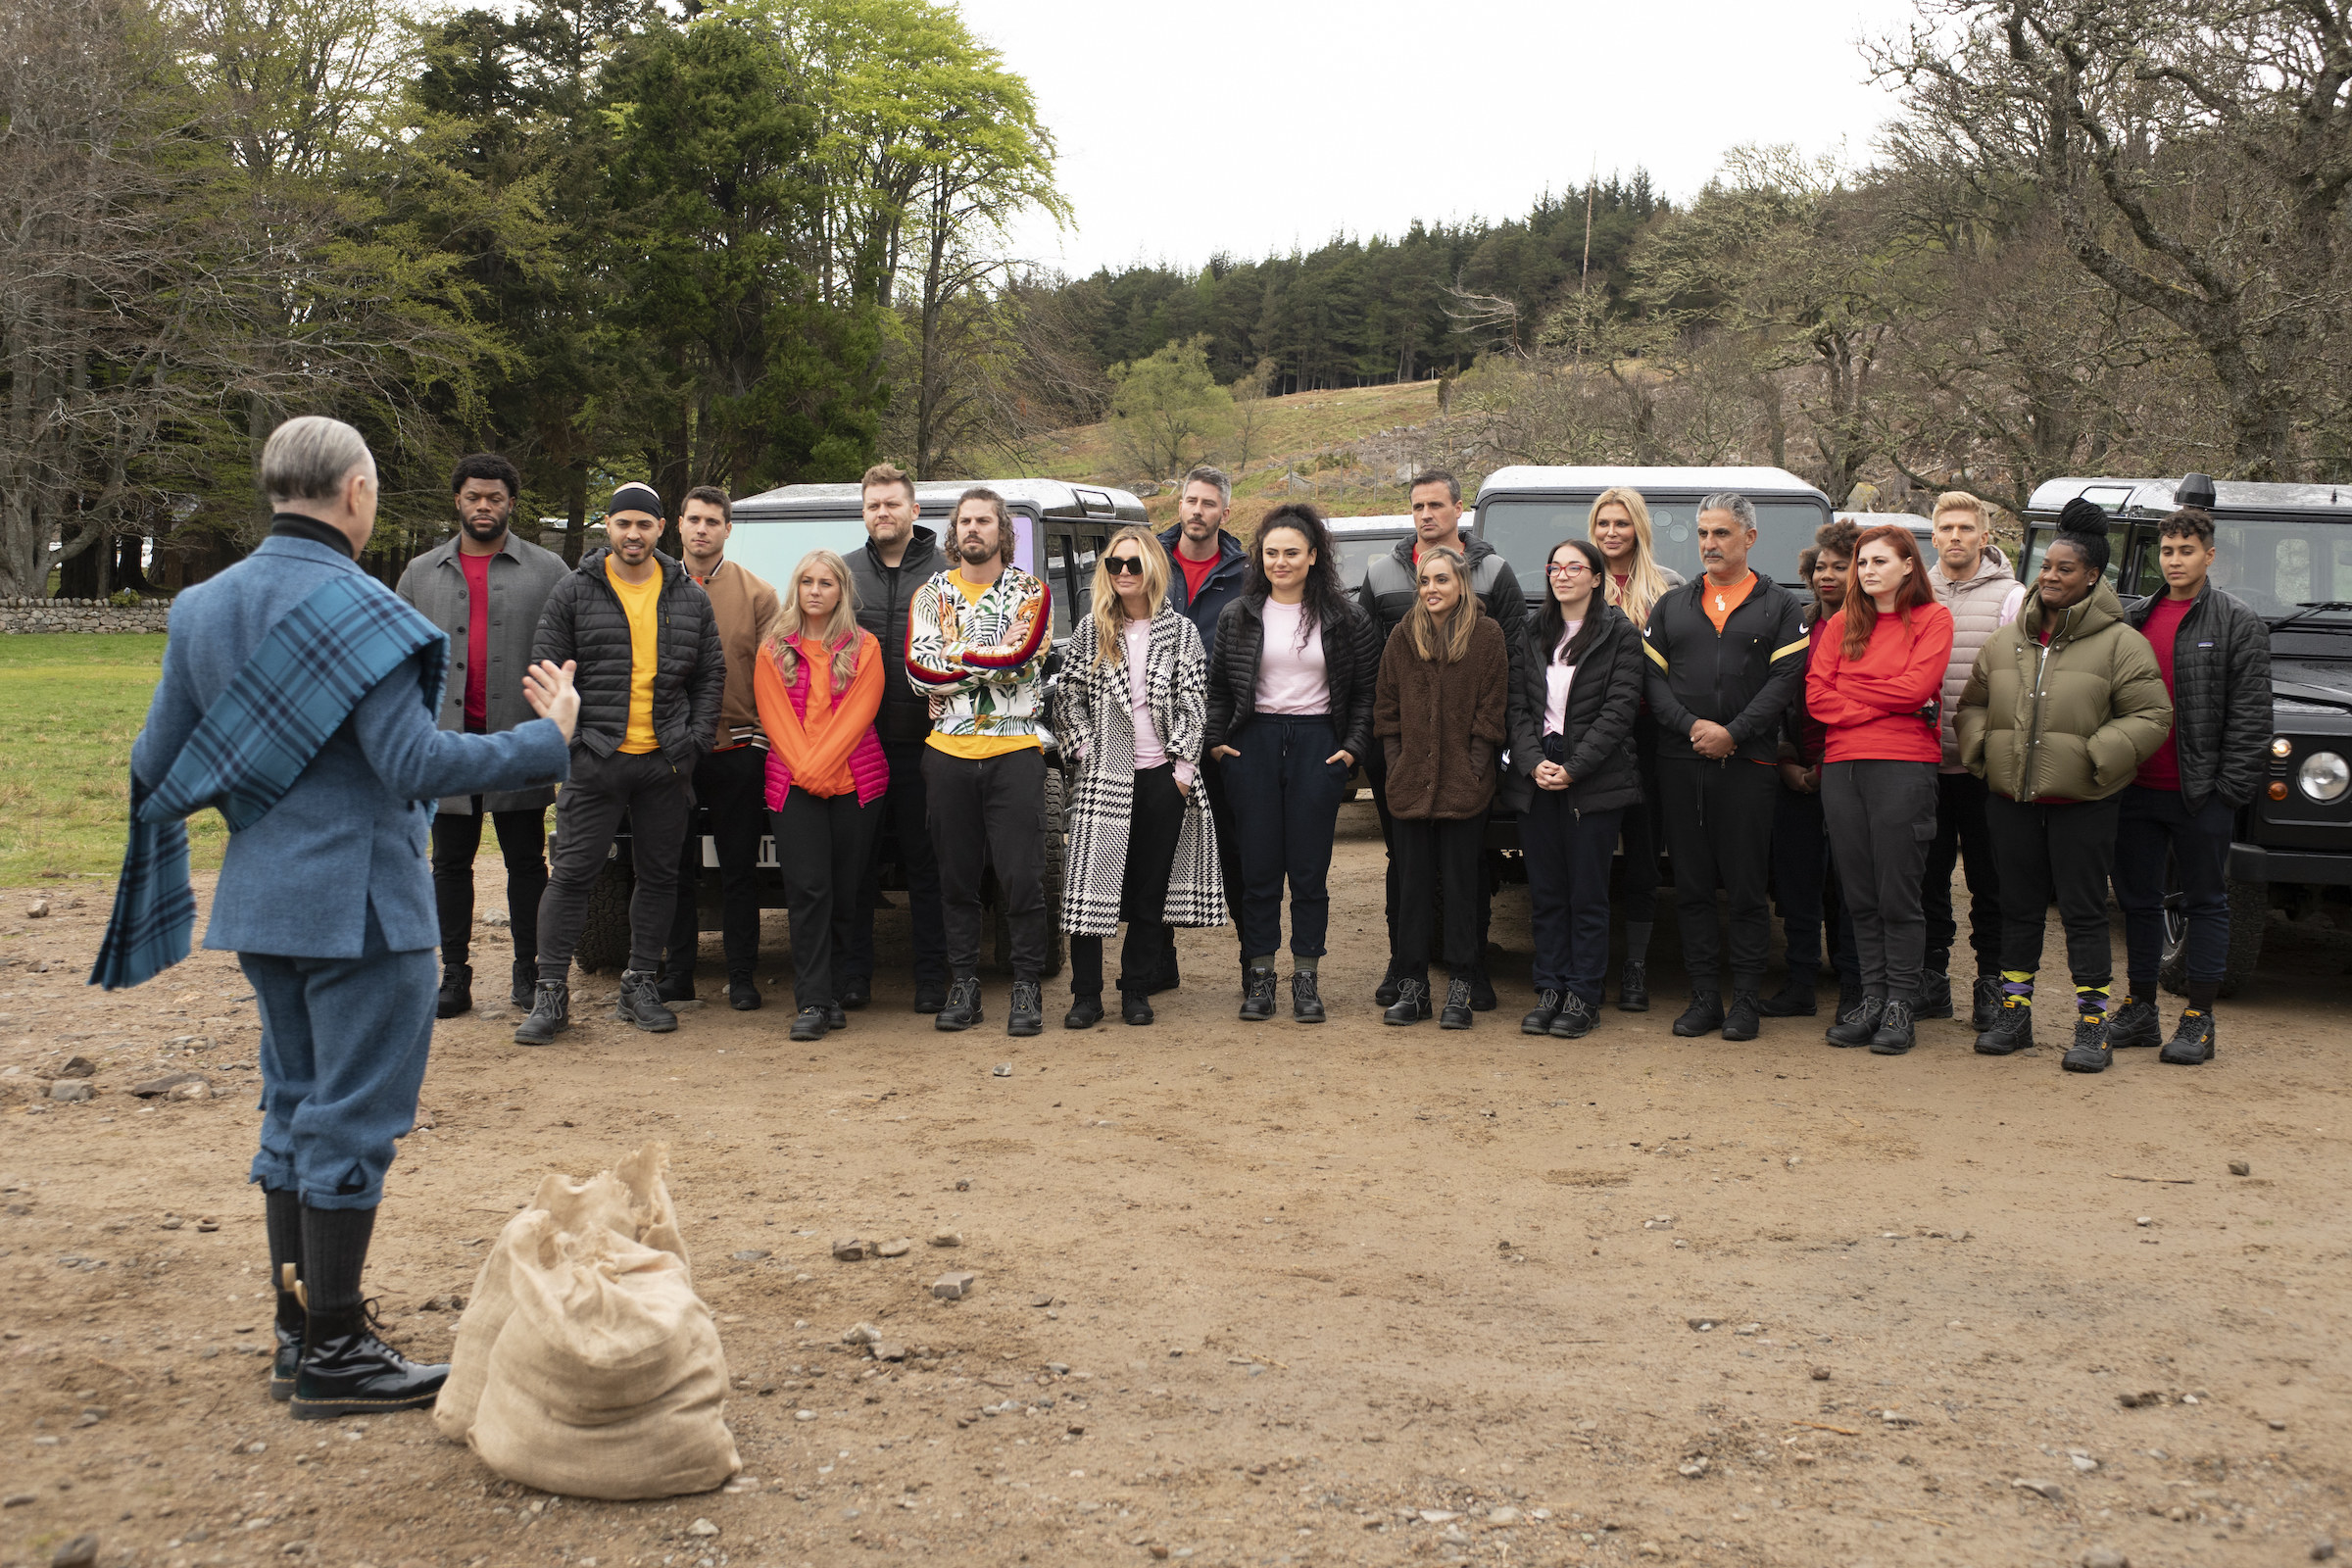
[460,548,493,731]
[2136,594,2193,791]
[1175,547,1216,606]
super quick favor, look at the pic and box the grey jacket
[395,529,568,812]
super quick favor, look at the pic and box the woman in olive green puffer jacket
[1955,579,2174,803]
[1954,532,2173,1073]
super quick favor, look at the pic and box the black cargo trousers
[922,745,1050,982]
[536,747,695,981]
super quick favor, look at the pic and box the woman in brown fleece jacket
[1373,545,1511,1029]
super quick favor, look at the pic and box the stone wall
[0,598,172,634]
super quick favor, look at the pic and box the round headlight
[2298,751,2350,804]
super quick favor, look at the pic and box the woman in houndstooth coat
[1056,526,1226,1027]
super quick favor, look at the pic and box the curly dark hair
[1246,503,1352,642]
[450,452,521,499]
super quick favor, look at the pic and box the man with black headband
[518,482,726,1045]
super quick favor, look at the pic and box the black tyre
[991,763,1066,979]
[2159,872,2267,999]
[575,859,634,974]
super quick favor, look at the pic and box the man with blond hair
[1921,490,2027,1028]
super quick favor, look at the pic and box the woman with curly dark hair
[1202,504,1383,1024]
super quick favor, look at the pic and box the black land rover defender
[567,478,1149,978]
[2022,474,2352,994]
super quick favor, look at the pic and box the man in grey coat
[128,416,576,1420]
[396,453,568,1018]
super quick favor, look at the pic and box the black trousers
[1200,751,1248,962]
[1770,785,1858,985]
[1395,815,1485,979]
[1821,759,1939,999]
[1985,792,2121,989]
[1222,715,1348,959]
[924,745,1050,981]
[1369,747,1493,974]
[1521,795,1622,1004]
[2112,785,2233,989]
[429,804,546,969]
[1069,763,1186,998]
[1657,760,1779,994]
[774,787,881,1010]
[536,748,695,980]
[664,742,767,982]
[847,739,948,987]
[1921,770,2001,972]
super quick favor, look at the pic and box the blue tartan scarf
[90,572,446,990]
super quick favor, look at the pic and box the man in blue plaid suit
[129,417,577,1420]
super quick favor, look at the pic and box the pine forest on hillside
[9,0,2352,597]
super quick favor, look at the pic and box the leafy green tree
[1107,336,1233,479]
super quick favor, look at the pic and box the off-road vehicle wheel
[2158,867,2266,999]
[989,763,1066,979]
[574,859,634,974]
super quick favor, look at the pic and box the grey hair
[1182,465,1231,508]
[260,416,372,504]
[1697,491,1757,531]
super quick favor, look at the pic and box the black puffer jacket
[1203,592,1382,763]
[530,548,725,766]
[2125,580,2274,811]
[1501,604,1645,815]
[1642,572,1811,764]
[848,524,946,746]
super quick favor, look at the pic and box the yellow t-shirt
[928,570,1042,760]
[607,560,662,755]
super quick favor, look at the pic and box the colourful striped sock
[2000,970,2034,1005]
[2075,983,2111,1016]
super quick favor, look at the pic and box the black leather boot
[1521,989,1564,1036]
[1240,966,1278,1022]
[1121,991,1154,1025]
[1757,964,1817,1016]
[1722,990,1762,1042]
[1617,959,1650,1012]
[1969,974,2003,1031]
[1914,968,1954,1020]
[614,969,678,1033]
[514,979,569,1047]
[1290,971,1325,1023]
[1826,993,1886,1048]
[729,975,762,1011]
[2105,999,2161,1049]
[1869,998,1917,1055]
[290,1305,450,1420]
[1006,979,1044,1037]
[434,964,472,1020]
[1383,977,1431,1026]
[270,1276,304,1401]
[1551,994,1597,1039]
[1439,975,1475,1030]
[1064,994,1104,1030]
[934,975,982,1031]
[1374,960,1402,1008]
[654,965,696,1004]
[1671,992,1724,1038]
[509,958,535,1009]
[2160,1008,2216,1065]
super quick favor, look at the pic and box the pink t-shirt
[1254,599,1328,716]
[1123,621,1165,770]
[1543,621,1583,736]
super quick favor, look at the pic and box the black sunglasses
[1104,555,1146,575]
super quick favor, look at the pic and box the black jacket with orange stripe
[1641,571,1811,765]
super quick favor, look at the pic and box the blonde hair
[1589,486,1672,629]
[1932,490,1987,527]
[762,549,860,690]
[1089,525,1169,671]
[1406,546,1480,664]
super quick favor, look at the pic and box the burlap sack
[432,1144,738,1497]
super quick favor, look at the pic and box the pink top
[1543,621,1582,735]
[762,653,888,808]
[1254,599,1328,716]
[1120,621,1195,787]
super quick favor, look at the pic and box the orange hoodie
[754,631,884,799]
[1805,602,1954,765]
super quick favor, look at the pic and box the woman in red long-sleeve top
[1806,523,1955,1055]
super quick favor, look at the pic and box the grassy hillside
[1016,378,1461,534]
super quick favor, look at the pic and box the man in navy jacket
[131,416,574,1421]
[1159,465,1250,981]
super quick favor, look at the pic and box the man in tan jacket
[661,485,779,1011]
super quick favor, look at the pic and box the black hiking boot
[1914,968,1954,1020]
[1521,989,1564,1036]
[1240,967,1278,1022]
[1006,980,1044,1038]
[1869,998,1917,1055]
[2106,999,2162,1049]
[2061,1010,2112,1073]
[1722,990,1762,1042]
[1291,972,1325,1023]
[1617,960,1650,1012]
[1383,978,1431,1026]
[2160,1009,2216,1065]
[614,969,678,1033]
[514,979,569,1047]
[1440,976,1475,1030]
[1551,994,1597,1040]
[1064,994,1103,1030]
[1758,966,1818,1017]
[790,1005,828,1043]
[1975,997,2034,1055]
[934,976,983,1031]
[1672,993,1724,1038]
[1827,994,1885,1048]
[435,964,471,1020]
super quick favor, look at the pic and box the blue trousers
[1522,796,1622,1004]
[1220,714,1348,959]
[2112,784,2233,986]
[239,907,435,1209]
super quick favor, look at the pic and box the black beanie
[2053,496,2111,573]
[609,481,663,519]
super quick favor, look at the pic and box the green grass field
[0,633,225,887]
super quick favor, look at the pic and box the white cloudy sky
[954,0,1928,277]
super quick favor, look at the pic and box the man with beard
[906,487,1054,1037]
[1155,464,1250,987]
[516,483,726,1045]
[396,454,568,1019]
[658,485,778,1011]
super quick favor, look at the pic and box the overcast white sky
[953,0,1927,277]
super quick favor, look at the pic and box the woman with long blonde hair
[753,550,888,1042]
[1586,486,1685,1010]
[1371,546,1510,1029]
[1056,525,1223,1027]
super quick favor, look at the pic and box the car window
[1479,496,1824,587]
[2022,523,2128,589]
[1332,531,1408,591]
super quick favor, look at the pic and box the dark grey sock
[299,1204,377,1318]
[265,1188,305,1327]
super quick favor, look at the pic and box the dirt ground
[4,800,2350,1568]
